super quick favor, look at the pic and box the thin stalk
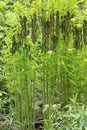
[50,13,54,50]
[42,16,46,51]
[83,20,87,45]
[55,11,60,48]
[45,21,50,50]
[19,66,24,129]
[61,12,71,44]
[32,14,37,43]
[32,75,36,130]
[73,26,82,49]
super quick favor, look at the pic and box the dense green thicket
[1,0,87,130]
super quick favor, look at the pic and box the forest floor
[0,119,43,130]
[0,106,43,130]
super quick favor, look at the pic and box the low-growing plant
[53,95,87,130]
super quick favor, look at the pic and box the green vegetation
[1,0,87,130]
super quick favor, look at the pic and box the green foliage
[56,44,87,104]
[1,0,87,130]
[53,97,87,130]
[13,1,28,17]
[2,37,39,129]
[0,1,6,9]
